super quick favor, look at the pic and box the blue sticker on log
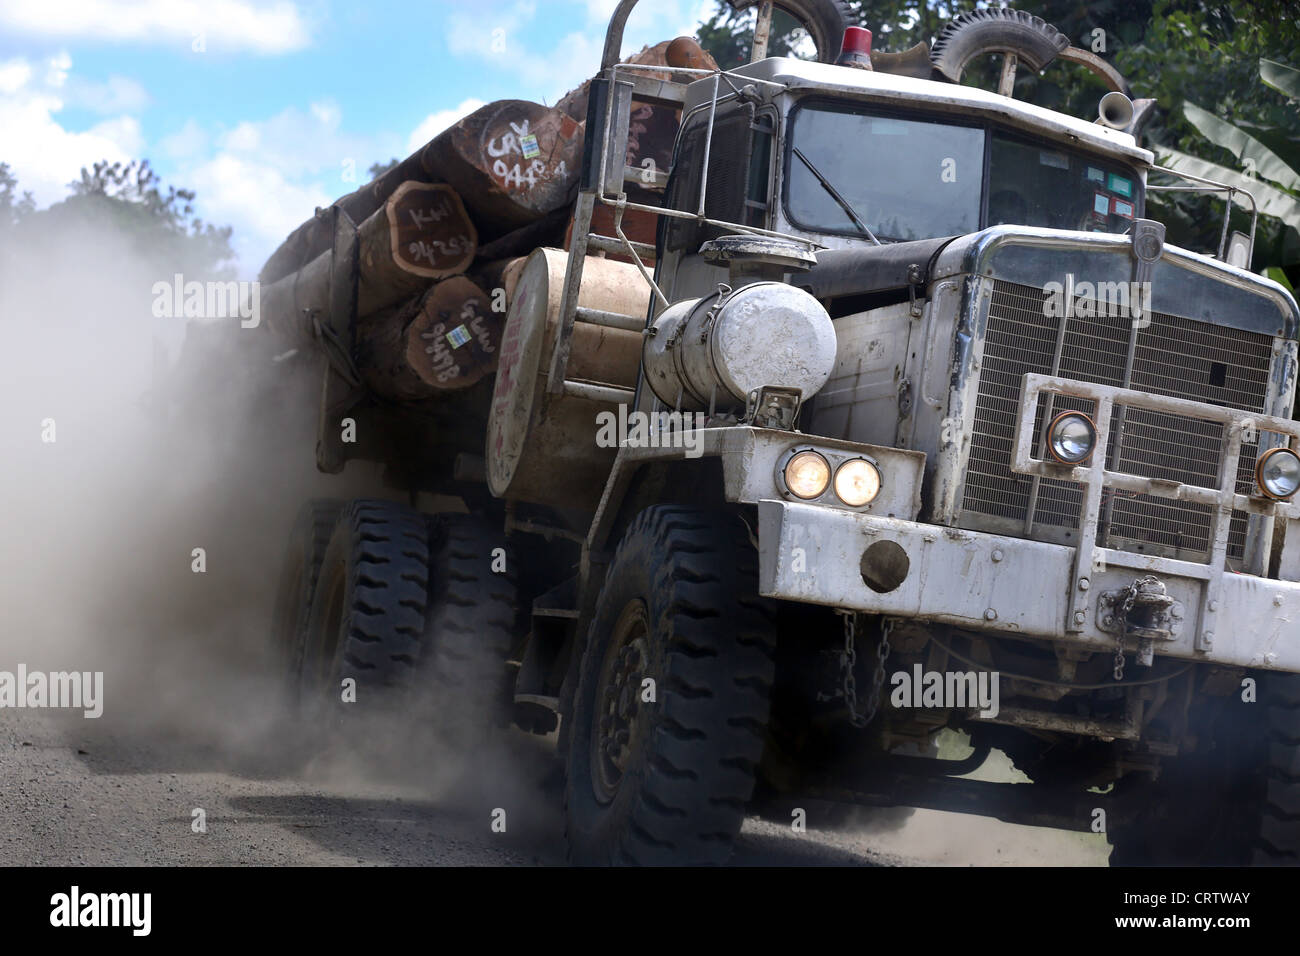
[446,324,472,348]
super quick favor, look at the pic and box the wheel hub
[591,601,650,802]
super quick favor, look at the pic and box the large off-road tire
[1108,673,1300,866]
[419,513,518,743]
[564,506,777,865]
[298,499,432,726]
[929,8,1069,83]
[724,0,856,65]
[273,499,343,701]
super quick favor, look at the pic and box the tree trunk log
[420,100,583,239]
[353,276,503,401]
[259,154,436,284]
[261,182,477,348]
[357,181,476,313]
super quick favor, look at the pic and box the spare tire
[724,0,857,65]
[930,8,1069,83]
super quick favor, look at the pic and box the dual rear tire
[275,498,515,741]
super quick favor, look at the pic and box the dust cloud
[0,202,546,816]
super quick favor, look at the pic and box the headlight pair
[782,450,881,507]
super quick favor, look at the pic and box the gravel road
[0,708,1109,867]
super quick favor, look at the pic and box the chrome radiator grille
[961,279,1274,560]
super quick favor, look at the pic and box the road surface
[0,708,1109,866]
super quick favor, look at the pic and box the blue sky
[0,0,715,275]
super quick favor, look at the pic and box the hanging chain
[837,612,892,727]
[1113,580,1140,682]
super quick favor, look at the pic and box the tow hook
[1097,575,1183,668]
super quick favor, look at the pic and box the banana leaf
[1182,101,1300,191]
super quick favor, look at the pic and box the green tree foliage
[0,159,235,278]
[697,4,820,69]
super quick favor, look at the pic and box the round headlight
[834,458,882,507]
[1045,411,1097,464]
[784,450,831,499]
[1256,447,1300,500]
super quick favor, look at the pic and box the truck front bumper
[757,498,1300,673]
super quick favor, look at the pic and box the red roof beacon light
[836,26,874,70]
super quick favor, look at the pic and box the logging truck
[264,0,1300,865]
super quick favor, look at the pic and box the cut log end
[387,181,478,279]
[355,276,504,401]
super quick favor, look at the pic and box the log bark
[259,152,436,284]
[260,182,477,348]
[353,277,503,401]
[420,100,583,239]
[555,41,714,194]
[474,204,570,261]
[357,181,476,312]
[471,256,528,308]
[555,38,717,120]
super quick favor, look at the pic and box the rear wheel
[564,506,777,865]
[420,513,518,744]
[273,499,343,702]
[298,499,432,729]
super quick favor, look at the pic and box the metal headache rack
[547,0,818,406]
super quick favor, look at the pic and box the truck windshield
[786,101,1142,241]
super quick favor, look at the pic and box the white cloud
[0,57,32,94]
[158,119,209,160]
[215,102,373,181]
[45,50,71,87]
[406,98,486,153]
[64,75,151,114]
[0,0,312,55]
[167,102,405,274]
[584,0,619,23]
[0,55,142,205]
[309,99,340,130]
[446,7,601,105]
[442,0,714,105]
[184,153,329,273]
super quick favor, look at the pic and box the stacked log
[354,276,503,402]
[420,100,584,240]
[254,36,704,418]
[259,152,432,285]
[260,183,477,348]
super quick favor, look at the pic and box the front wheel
[1108,673,1300,866]
[564,506,777,865]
